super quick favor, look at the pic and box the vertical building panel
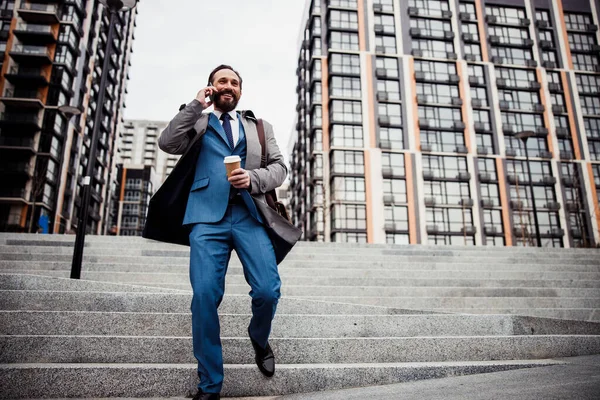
[496,158,514,246]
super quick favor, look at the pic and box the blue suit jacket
[183,113,261,225]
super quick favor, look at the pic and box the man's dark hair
[207,64,243,88]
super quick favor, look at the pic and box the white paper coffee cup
[224,155,241,177]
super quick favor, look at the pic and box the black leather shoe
[248,328,275,377]
[192,390,220,400]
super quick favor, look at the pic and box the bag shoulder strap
[255,118,279,202]
[256,118,267,168]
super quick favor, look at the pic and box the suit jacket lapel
[241,116,260,170]
[208,113,231,149]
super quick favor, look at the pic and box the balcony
[0,88,44,109]
[0,161,34,178]
[17,2,60,24]
[13,22,57,44]
[9,45,52,65]
[0,188,29,204]
[0,136,36,153]
[4,66,51,87]
[0,112,42,132]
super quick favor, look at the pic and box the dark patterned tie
[220,113,235,149]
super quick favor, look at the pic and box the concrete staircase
[1,233,599,398]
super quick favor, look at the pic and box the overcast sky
[124,1,307,159]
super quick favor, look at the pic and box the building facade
[289,0,600,247]
[118,119,179,185]
[0,0,137,234]
[110,163,153,236]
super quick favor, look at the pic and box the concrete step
[4,234,600,256]
[3,261,599,281]
[2,335,599,364]
[0,360,563,399]
[4,269,599,289]
[3,260,600,274]
[423,308,600,322]
[5,271,600,298]
[2,250,599,266]
[297,296,600,310]
[3,311,598,338]
[0,290,425,315]
[0,273,184,293]
[2,244,599,261]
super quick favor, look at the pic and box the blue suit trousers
[189,203,281,393]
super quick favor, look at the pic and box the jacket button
[271,223,276,227]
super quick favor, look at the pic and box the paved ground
[276,355,600,400]
[41,355,600,399]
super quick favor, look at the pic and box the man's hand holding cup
[224,156,250,189]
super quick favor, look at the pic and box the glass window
[413,39,454,59]
[414,60,457,81]
[459,2,476,20]
[329,0,358,8]
[374,0,394,13]
[426,207,474,233]
[410,17,452,38]
[535,9,552,27]
[499,89,541,110]
[584,118,600,140]
[463,43,482,60]
[417,83,459,105]
[409,0,450,18]
[384,205,409,230]
[421,130,465,152]
[470,87,489,107]
[379,127,404,149]
[330,150,365,175]
[486,5,526,25]
[382,152,405,176]
[378,103,402,126]
[568,33,598,52]
[576,74,600,94]
[376,57,399,78]
[564,13,592,31]
[375,34,396,54]
[491,47,534,66]
[330,124,363,147]
[331,100,362,123]
[418,106,462,130]
[329,53,361,75]
[382,179,407,202]
[330,76,361,98]
[488,25,530,46]
[331,176,366,201]
[374,14,395,34]
[377,79,401,101]
[424,181,470,205]
[331,204,367,230]
[572,53,599,72]
[329,31,359,50]
[422,155,469,179]
[329,10,358,30]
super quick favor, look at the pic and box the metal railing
[10,45,52,57]
[0,137,35,148]
[15,22,52,33]
[0,112,40,124]
[3,88,44,100]
[8,65,51,80]
[19,3,58,13]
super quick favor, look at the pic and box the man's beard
[213,90,239,112]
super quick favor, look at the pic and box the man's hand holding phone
[195,86,217,110]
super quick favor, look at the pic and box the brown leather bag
[256,119,291,222]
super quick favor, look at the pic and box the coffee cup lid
[224,156,241,163]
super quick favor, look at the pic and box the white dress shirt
[213,110,239,146]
